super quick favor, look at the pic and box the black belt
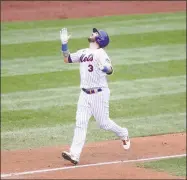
[82,88,102,94]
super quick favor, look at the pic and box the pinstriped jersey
[70,48,112,89]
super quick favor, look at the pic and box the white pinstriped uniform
[68,48,129,159]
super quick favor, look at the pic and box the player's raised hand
[60,28,71,44]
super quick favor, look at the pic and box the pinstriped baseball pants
[70,88,128,159]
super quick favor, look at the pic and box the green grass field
[137,157,186,177]
[1,12,186,152]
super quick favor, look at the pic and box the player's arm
[98,61,113,75]
[62,50,81,64]
[60,28,80,63]
[97,51,113,75]
[61,44,70,63]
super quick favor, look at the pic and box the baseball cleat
[62,151,79,165]
[122,136,130,150]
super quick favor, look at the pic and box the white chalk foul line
[1,154,186,178]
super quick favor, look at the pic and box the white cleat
[122,136,130,150]
[62,151,79,165]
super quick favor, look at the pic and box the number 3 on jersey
[88,64,93,72]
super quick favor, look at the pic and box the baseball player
[60,28,130,165]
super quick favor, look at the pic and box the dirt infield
[1,1,186,179]
[1,133,186,179]
[1,1,186,22]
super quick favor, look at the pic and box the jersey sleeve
[98,49,112,66]
[68,49,83,63]
[97,49,113,75]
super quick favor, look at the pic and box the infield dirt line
[1,154,186,178]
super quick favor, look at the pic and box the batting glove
[60,28,71,45]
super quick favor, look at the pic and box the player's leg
[62,91,92,164]
[91,88,130,149]
[70,104,92,159]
